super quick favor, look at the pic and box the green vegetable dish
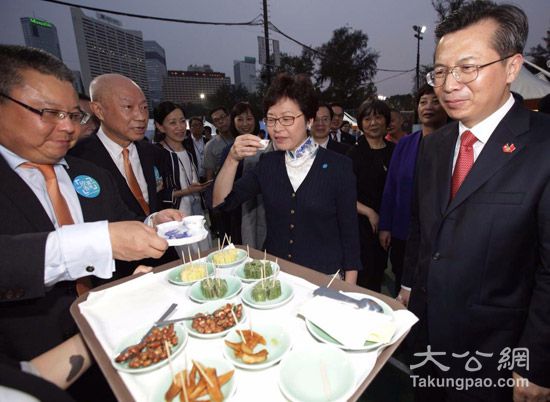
[200,278,228,299]
[251,279,282,302]
[244,260,273,279]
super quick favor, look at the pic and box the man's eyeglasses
[265,113,303,127]
[212,114,228,124]
[0,93,91,125]
[426,54,515,88]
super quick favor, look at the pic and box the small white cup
[183,215,206,235]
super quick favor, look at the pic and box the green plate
[112,324,188,374]
[223,323,292,370]
[167,262,215,286]
[154,357,236,402]
[188,276,242,303]
[241,279,294,310]
[183,301,247,339]
[279,343,355,402]
[305,292,394,351]
[206,248,248,268]
[233,259,280,283]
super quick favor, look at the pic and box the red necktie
[122,148,150,215]
[451,130,478,198]
[24,163,92,295]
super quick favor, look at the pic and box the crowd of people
[1,1,550,401]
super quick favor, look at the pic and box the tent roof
[511,66,550,100]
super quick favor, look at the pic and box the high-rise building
[20,17,62,60]
[234,57,258,93]
[163,70,230,104]
[144,40,167,109]
[70,8,149,99]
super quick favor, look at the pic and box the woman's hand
[229,134,262,161]
[379,230,391,250]
[365,208,379,233]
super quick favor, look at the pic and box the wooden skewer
[217,238,221,251]
[192,360,214,388]
[164,340,175,385]
[320,359,332,400]
[326,269,341,288]
[188,247,193,269]
[230,308,247,345]
[246,244,250,258]
[181,351,189,401]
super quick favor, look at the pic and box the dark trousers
[389,238,406,296]
[357,217,388,292]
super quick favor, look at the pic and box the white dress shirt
[452,94,515,172]
[97,128,149,203]
[0,145,114,287]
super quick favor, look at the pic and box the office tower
[163,69,231,104]
[20,17,62,60]
[233,57,258,93]
[144,40,167,109]
[71,8,149,98]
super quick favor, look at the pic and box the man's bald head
[89,74,149,147]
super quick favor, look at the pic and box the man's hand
[109,221,168,261]
[513,372,550,402]
[152,209,183,225]
[396,287,411,308]
[132,265,153,275]
[379,230,391,251]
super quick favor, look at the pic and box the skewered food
[211,249,240,265]
[243,260,273,279]
[200,277,228,299]
[164,360,234,402]
[180,263,209,282]
[191,303,243,334]
[224,330,269,364]
[114,324,178,369]
[251,280,282,302]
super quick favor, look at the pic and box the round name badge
[73,175,101,198]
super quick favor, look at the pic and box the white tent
[511,66,550,100]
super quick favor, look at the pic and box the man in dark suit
[184,116,209,183]
[398,2,550,401]
[70,73,178,279]
[329,102,355,145]
[311,104,350,155]
[0,45,180,397]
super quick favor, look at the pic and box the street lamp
[413,25,426,95]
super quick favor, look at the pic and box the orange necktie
[451,130,478,199]
[122,148,150,215]
[24,163,92,295]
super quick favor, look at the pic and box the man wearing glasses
[0,45,179,389]
[398,2,550,401]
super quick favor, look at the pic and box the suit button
[432,252,441,261]
[288,254,292,259]
[289,239,294,244]
[290,209,295,214]
[289,224,294,230]
[291,192,296,198]
[86,266,95,273]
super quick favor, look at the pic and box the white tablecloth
[79,264,418,401]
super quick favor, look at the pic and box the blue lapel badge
[322,163,328,169]
[73,175,101,198]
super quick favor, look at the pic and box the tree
[528,29,550,71]
[387,94,415,112]
[431,0,468,23]
[315,27,378,109]
[257,50,316,97]
[205,84,263,121]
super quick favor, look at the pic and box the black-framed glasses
[426,54,515,88]
[265,113,303,127]
[0,93,91,125]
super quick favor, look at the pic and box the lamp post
[413,25,426,94]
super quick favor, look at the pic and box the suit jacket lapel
[0,155,54,232]
[445,101,529,215]
[434,123,459,216]
[135,141,156,210]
